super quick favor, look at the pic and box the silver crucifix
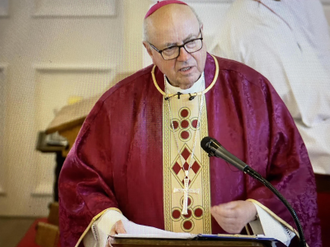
[173,177,200,215]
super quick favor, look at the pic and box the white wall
[0,0,151,217]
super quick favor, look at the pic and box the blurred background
[0,0,330,246]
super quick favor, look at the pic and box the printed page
[111,219,196,239]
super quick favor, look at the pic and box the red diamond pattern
[171,144,202,184]
[172,162,181,174]
[191,162,200,173]
[183,162,189,170]
[181,148,190,160]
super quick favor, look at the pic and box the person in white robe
[210,0,330,175]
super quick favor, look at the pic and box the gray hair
[143,5,203,42]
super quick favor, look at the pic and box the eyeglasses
[148,30,203,60]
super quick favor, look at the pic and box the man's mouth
[180,66,192,72]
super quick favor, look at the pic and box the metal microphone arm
[201,137,307,247]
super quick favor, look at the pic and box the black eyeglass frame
[148,29,204,60]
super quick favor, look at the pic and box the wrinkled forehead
[145,4,200,45]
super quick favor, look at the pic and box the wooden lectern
[44,94,100,155]
[42,72,133,157]
[110,238,275,247]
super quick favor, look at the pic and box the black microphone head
[202,136,249,172]
[201,136,222,155]
[201,136,212,154]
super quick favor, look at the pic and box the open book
[111,219,277,242]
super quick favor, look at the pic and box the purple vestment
[59,54,321,247]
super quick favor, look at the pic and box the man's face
[144,5,207,90]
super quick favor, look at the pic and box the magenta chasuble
[59,54,321,247]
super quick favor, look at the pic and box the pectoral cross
[173,177,200,215]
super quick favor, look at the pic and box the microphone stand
[205,144,307,247]
[244,167,306,247]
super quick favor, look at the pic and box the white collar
[164,73,205,95]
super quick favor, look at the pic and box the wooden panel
[35,222,59,247]
[110,238,272,247]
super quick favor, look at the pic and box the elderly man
[58,1,321,247]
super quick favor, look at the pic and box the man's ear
[143,41,153,57]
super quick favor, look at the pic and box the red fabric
[59,54,321,247]
[16,218,47,247]
[144,0,187,19]
[318,192,330,247]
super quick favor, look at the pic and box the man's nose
[177,46,191,61]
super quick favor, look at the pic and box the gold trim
[163,101,172,231]
[74,207,122,247]
[152,54,219,97]
[200,106,212,232]
[163,95,212,233]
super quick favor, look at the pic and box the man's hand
[211,200,257,233]
[107,220,127,247]
[109,220,127,235]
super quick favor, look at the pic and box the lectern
[110,238,276,247]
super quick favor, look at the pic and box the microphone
[201,136,307,247]
[201,137,248,172]
[164,92,197,101]
[165,92,182,100]
[188,93,197,101]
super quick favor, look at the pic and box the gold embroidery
[163,95,211,233]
